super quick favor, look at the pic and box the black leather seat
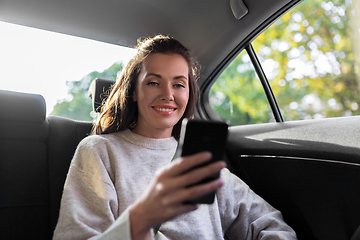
[0,89,92,239]
[0,90,50,238]
[0,79,116,239]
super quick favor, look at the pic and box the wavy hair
[91,35,200,139]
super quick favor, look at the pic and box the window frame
[197,0,302,123]
[199,43,284,124]
[245,44,284,122]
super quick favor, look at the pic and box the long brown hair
[91,35,200,139]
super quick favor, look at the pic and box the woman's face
[132,53,190,138]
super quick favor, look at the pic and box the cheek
[179,91,190,108]
[137,88,157,109]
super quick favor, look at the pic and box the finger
[186,177,224,201]
[156,160,225,196]
[164,151,212,177]
[164,203,199,219]
[175,160,226,189]
[164,177,224,205]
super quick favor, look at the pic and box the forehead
[142,53,189,75]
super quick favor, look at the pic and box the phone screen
[175,119,228,204]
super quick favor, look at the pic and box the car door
[197,0,360,239]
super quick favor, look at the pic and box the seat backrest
[0,90,50,239]
[0,90,92,239]
[47,115,92,237]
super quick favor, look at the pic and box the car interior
[1,0,360,239]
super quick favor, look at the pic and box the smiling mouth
[152,106,177,115]
[153,107,176,112]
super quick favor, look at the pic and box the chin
[155,120,179,130]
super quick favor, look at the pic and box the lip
[152,105,177,116]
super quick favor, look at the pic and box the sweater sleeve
[219,169,297,240]
[53,136,135,240]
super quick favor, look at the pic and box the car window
[210,0,360,124]
[0,21,136,121]
[209,51,274,125]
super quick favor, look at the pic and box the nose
[160,83,174,101]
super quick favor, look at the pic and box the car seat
[0,89,92,239]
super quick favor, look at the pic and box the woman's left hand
[129,151,225,240]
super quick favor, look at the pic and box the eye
[174,84,186,88]
[147,82,159,86]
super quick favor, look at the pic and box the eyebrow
[146,73,162,78]
[174,75,188,80]
[146,73,188,80]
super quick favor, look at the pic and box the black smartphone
[174,118,229,204]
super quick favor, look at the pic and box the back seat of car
[0,78,115,240]
[0,89,92,239]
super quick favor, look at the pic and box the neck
[131,125,173,139]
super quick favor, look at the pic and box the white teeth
[155,108,174,112]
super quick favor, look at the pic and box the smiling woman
[92,35,200,139]
[0,21,136,115]
[53,34,297,240]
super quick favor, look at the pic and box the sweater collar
[118,129,178,150]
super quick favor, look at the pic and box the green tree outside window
[210,0,360,125]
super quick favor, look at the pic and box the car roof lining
[0,0,301,85]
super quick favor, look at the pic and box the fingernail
[215,178,224,186]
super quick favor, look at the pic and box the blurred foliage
[210,52,273,125]
[50,62,122,121]
[210,0,360,125]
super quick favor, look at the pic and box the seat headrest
[0,90,46,123]
[88,78,116,112]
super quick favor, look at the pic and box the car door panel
[225,116,360,240]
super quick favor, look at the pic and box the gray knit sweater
[53,129,297,240]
